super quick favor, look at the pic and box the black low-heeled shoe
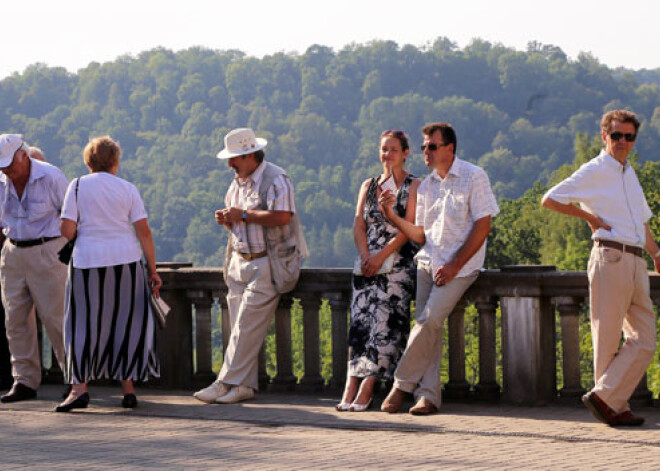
[54,392,90,413]
[122,393,138,409]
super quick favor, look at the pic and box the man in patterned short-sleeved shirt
[380,122,499,415]
[194,128,296,405]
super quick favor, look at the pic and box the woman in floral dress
[336,130,419,411]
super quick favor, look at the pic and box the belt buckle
[238,252,253,261]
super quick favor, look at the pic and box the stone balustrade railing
[41,265,660,405]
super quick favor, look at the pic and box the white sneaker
[215,385,255,404]
[193,382,229,403]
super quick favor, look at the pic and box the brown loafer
[381,387,406,413]
[610,410,645,427]
[581,391,617,425]
[409,397,438,416]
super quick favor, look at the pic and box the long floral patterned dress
[348,174,417,381]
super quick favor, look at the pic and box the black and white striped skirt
[63,261,160,384]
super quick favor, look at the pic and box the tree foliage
[2,39,660,267]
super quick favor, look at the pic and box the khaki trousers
[393,265,478,407]
[218,251,280,391]
[588,245,656,414]
[0,237,67,390]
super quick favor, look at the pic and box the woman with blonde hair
[56,136,161,412]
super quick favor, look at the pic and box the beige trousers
[0,237,67,390]
[393,265,478,407]
[588,245,656,414]
[218,251,280,391]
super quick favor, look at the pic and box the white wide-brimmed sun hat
[216,128,268,160]
[0,134,24,169]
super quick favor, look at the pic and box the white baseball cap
[216,128,267,160]
[0,134,24,169]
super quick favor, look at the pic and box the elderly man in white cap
[0,134,69,403]
[194,127,302,404]
[0,145,46,392]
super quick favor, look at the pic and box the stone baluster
[500,273,556,405]
[187,289,216,388]
[156,289,193,389]
[327,291,349,390]
[271,295,297,391]
[474,296,500,401]
[259,344,270,391]
[555,297,586,401]
[299,294,324,392]
[218,296,231,358]
[444,299,470,400]
[631,373,653,405]
[47,349,64,384]
[38,318,63,384]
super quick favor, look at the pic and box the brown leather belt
[237,251,267,261]
[594,239,643,258]
[9,236,59,247]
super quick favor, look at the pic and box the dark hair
[253,149,265,163]
[601,109,641,134]
[381,130,409,151]
[422,122,457,155]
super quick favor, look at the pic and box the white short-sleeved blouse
[61,172,147,269]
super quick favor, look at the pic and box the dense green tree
[2,38,660,268]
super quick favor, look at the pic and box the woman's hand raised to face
[378,189,397,220]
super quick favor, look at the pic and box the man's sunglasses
[610,132,636,142]
[420,142,450,151]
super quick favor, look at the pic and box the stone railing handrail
[41,265,660,405]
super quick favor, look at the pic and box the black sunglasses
[609,132,636,142]
[420,142,450,151]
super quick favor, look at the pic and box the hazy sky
[3,0,659,79]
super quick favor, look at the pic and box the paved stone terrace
[3,385,660,470]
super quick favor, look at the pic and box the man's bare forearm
[386,211,425,245]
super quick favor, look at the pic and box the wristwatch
[241,210,248,222]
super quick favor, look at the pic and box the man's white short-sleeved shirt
[415,158,499,277]
[544,150,651,247]
[61,172,147,268]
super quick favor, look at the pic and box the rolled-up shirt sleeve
[543,166,594,205]
[469,170,499,221]
[266,175,296,213]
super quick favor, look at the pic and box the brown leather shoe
[581,391,617,425]
[381,387,406,413]
[1,383,37,403]
[610,410,645,427]
[409,397,438,416]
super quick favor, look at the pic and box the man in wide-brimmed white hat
[0,134,69,403]
[194,127,307,405]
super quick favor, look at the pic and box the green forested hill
[2,38,660,267]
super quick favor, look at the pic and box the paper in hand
[151,294,171,329]
[379,175,397,193]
